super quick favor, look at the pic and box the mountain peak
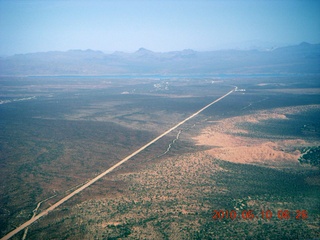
[135,48,153,54]
[299,41,310,47]
[1,43,319,75]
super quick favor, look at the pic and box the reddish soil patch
[194,105,319,164]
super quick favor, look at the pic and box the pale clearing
[194,105,320,165]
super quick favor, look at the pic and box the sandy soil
[194,105,319,164]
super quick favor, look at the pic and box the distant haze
[0,0,320,56]
[1,43,319,76]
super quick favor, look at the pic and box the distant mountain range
[0,42,319,76]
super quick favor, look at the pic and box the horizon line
[1,41,319,57]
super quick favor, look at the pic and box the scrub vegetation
[0,76,319,239]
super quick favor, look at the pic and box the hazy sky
[0,0,319,55]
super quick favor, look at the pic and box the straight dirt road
[1,87,235,240]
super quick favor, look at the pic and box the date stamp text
[212,210,308,220]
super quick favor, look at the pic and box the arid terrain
[25,102,319,240]
[194,105,320,166]
[0,76,319,239]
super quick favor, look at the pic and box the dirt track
[0,88,235,240]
